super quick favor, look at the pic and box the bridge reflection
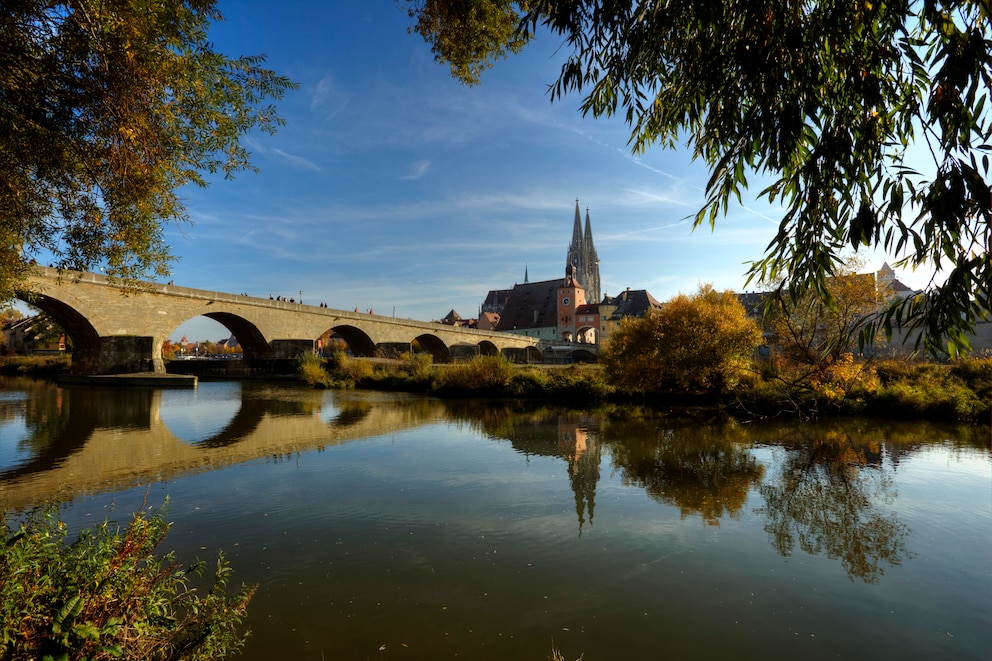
[0,384,445,510]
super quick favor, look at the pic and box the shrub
[326,350,375,385]
[1,500,255,660]
[434,355,514,394]
[403,352,434,381]
[533,366,611,402]
[949,356,992,402]
[0,354,71,377]
[296,351,329,387]
[863,358,990,421]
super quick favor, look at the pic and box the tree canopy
[0,0,296,300]
[601,285,762,393]
[403,0,991,355]
[767,256,889,368]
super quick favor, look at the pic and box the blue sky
[148,2,923,341]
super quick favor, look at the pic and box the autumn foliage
[601,285,762,394]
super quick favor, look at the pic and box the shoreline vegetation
[0,350,988,423]
[295,351,991,424]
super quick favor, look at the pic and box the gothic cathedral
[566,200,601,305]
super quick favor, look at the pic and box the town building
[474,201,660,346]
[1,315,66,355]
[736,263,992,355]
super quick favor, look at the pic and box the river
[1,378,989,660]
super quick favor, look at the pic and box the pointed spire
[571,198,583,248]
[524,262,529,283]
[584,207,598,257]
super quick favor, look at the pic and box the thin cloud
[272,148,322,172]
[400,159,432,180]
[310,75,350,119]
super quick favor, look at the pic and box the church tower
[566,200,601,304]
[557,262,587,342]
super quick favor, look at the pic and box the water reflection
[2,379,989,591]
[603,417,765,525]
[435,400,989,583]
[159,384,374,448]
[757,427,912,583]
[0,381,96,480]
[0,381,446,510]
[441,401,603,534]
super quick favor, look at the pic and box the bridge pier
[270,339,314,359]
[93,336,157,375]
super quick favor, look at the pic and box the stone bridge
[17,267,542,374]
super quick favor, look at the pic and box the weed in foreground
[1,497,255,660]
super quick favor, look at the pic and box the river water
[1,378,990,660]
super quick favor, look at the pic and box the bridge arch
[575,325,598,344]
[526,346,544,363]
[571,348,598,363]
[20,268,542,375]
[478,340,498,357]
[324,325,375,357]
[199,312,272,361]
[13,290,102,374]
[413,333,451,363]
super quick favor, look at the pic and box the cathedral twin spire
[566,199,601,304]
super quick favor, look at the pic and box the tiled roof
[481,288,513,313]
[600,289,661,319]
[494,279,561,331]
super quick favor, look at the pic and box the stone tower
[556,262,587,341]
[565,200,601,304]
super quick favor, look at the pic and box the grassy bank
[1,351,985,423]
[0,354,71,377]
[734,356,991,422]
[299,351,992,423]
[298,352,611,404]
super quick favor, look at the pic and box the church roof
[494,279,561,331]
[481,288,513,312]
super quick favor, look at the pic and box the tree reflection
[606,419,764,525]
[757,428,911,583]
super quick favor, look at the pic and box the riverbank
[1,352,988,423]
[298,352,992,424]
